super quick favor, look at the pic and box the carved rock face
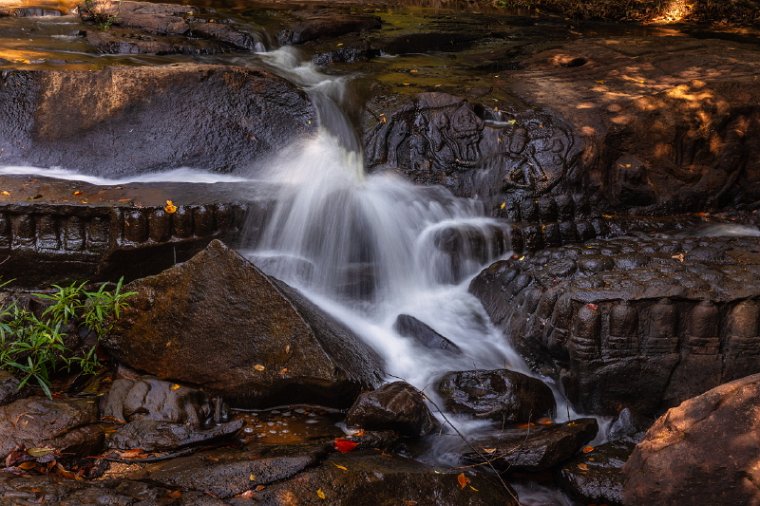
[364,93,582,215]
[469,235,760,416]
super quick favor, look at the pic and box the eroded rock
[105,240,384,408]
[437,369,555,424]
[623,373,760,506]
[393,314,461,354]
[559,441,633,505]
[0,371,21,406]
[462,418,598,472]
[345,381,439,437]
[108,418,244,452]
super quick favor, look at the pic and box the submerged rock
[559,441,633,505]
[108,418,244,452]
[105,240,384,408]
[624,373,760,506]
[436,369,555,424]
[462,418,598,472]
[0,397,100,460]
[393,314,461,354]
[346,381,439,437]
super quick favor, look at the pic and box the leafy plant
[0,278,135,398]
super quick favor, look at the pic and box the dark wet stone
[0,370,21,406]
[624,373,760,506]
[105,240,384,408]
[559,441,633,505]
[346,381,439,437]
[257,451,519,505]
[277,14,381,45]
[393,314,461,354]
[0,397,99,460]
[436,369,555,424]
[108,418,244,452]
[86,28,231,55]
[470,235,760,416]
[141,446,324,499]
[312,47,381,66]
[462,418,598,472]
[100,377,218,427]
[0,65,315,177]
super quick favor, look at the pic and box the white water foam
[0,165,251,185]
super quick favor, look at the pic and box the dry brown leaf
[254,364,266,372]
[457,473,470,490]
[582,446,594,454]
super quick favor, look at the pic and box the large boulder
[559,441,633,505]
[623,373,760,506]
[0,64,315,175]
[470,235,760,417]
[436,369,555,424]
[104,240,384,408]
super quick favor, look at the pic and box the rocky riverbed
[1,1,759,504]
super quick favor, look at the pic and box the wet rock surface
[559,441,633,505]
[0,397,99,460]
[436,369,555,424]
[105,240,384,408]
[624,373,760,506]
[256,451,519,505]
[0,64,315,176]
[470,234,760,416]
[393,314,461,353]
[0,370,21,406]
[462,418,598,473]
[345,381,439,437]
[108,418,244,452]
[277,13,381,45]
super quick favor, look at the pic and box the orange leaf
[170,384,181,391]
[537,417,554,426]
[582,446,595,454]
[255,485,265,491]
[577,463,589,471]
[167,490,182,499]
[317,488,326,500]
[457,473,470,490]
[334,438,359,453]
[18,462,36,470]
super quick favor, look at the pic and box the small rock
[0,371,21,406]
[393,314,461,354]
[346,381,439,437]
[437,369,555,424]
[559,441,633,505]
[108,418,243,452]
[463,418,598,472]
[100,377,217,427]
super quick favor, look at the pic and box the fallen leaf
[499,202,507,210]
[469,485,479,492]
[582,446,595,454]
[27,448,55,458]
[672,253,685,262]
[577,463,589,471]
[333,464,348,471]
[254,364,266,372]
[317,488,326,500]
[457,473,470,490]
[537,417,554,426]
[170,384,181,391]
[240,490,255,499]
[516,422,537,429]
[249,473,256,481]
[403,501,418,506]
[164,200,178,214]
[284,344,291,354]
[18,462,36,470]
[334,438,359,453]
[482,448,497,454]
[167,490,182,499]
[72,190,82,196]
[1,190,10,196]
[586,303,599,311]
[279,367,288,376]
[255,485,265,492]
[118,449,149,459]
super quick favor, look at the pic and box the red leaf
[334,438,359,453]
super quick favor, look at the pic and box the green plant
[0,278,135,398]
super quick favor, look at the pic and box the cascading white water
[241,48,545,436]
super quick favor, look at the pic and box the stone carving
[470,235,760,417]
[364,93,581,210]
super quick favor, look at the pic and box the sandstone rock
[0,397,99,460]
[470,235,760,416]
[393,314,461,354]
[462,418,598,472]
[105,240,384,408]
[436,369,555,424]
[624,373,760,506]
[257,451,519,505]
[100,377,218,426]
[278,14,381,45]
[559,441,633,505]
[346,381,439,437]
[0,65,315,176]
[108,418,244,452]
